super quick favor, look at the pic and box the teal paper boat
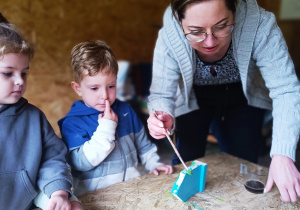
[171,160,207,202]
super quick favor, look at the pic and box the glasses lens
[213,25,234,38]
[186,32,206,43]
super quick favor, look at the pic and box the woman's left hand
[264,155,300,202]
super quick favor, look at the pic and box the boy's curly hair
[70,40,118,83]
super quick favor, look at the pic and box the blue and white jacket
[149,0,300,161]
[58,99,162,195]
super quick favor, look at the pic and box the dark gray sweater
[0,98,72,210]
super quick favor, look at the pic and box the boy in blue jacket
[58,40,173,196]
[0,22,82,209]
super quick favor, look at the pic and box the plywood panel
[1,0,299,134]
[1,0,169,134]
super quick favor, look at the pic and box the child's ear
[71,81,82,97]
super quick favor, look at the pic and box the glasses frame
[184,24,235,43]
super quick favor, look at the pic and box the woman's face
[181,0,234,62]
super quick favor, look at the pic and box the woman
[147,0,300,202]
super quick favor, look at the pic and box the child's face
[72,69,117,112]
[0,53,29,106]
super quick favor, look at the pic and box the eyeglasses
[184,24,235,43]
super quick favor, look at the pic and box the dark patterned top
[193,43,241,86]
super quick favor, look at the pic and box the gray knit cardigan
[149,0,300,160]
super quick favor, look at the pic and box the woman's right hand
[147,111,174,139]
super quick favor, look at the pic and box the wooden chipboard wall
[1,0,299,135]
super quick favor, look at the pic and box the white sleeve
[82,118,117,166]
[140,146,163,172]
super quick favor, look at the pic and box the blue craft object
[171,160,207,202]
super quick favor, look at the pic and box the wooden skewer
[149,105,192,175]
[162,127,191,173]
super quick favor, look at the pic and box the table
[78,153,300,209]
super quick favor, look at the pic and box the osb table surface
[78,153,300,209]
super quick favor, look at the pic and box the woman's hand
[264,155,300,202]
[147,111,174,139]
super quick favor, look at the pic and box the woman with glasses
[147,0,300,202]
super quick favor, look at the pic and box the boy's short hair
[0,23,34,59]
[70,40,118,83]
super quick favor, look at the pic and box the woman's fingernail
[158,123,164,128]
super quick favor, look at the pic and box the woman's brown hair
[171,0,238,24]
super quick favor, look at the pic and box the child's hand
[70,201,84,210]
[98,100,118,123]
[46,190,70,210]
[152,165,173,176]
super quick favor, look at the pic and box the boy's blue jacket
[0,98,72,210]
[58,99,161,195]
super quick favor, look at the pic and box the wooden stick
[162,128,190,173]
[149,104,191,174]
